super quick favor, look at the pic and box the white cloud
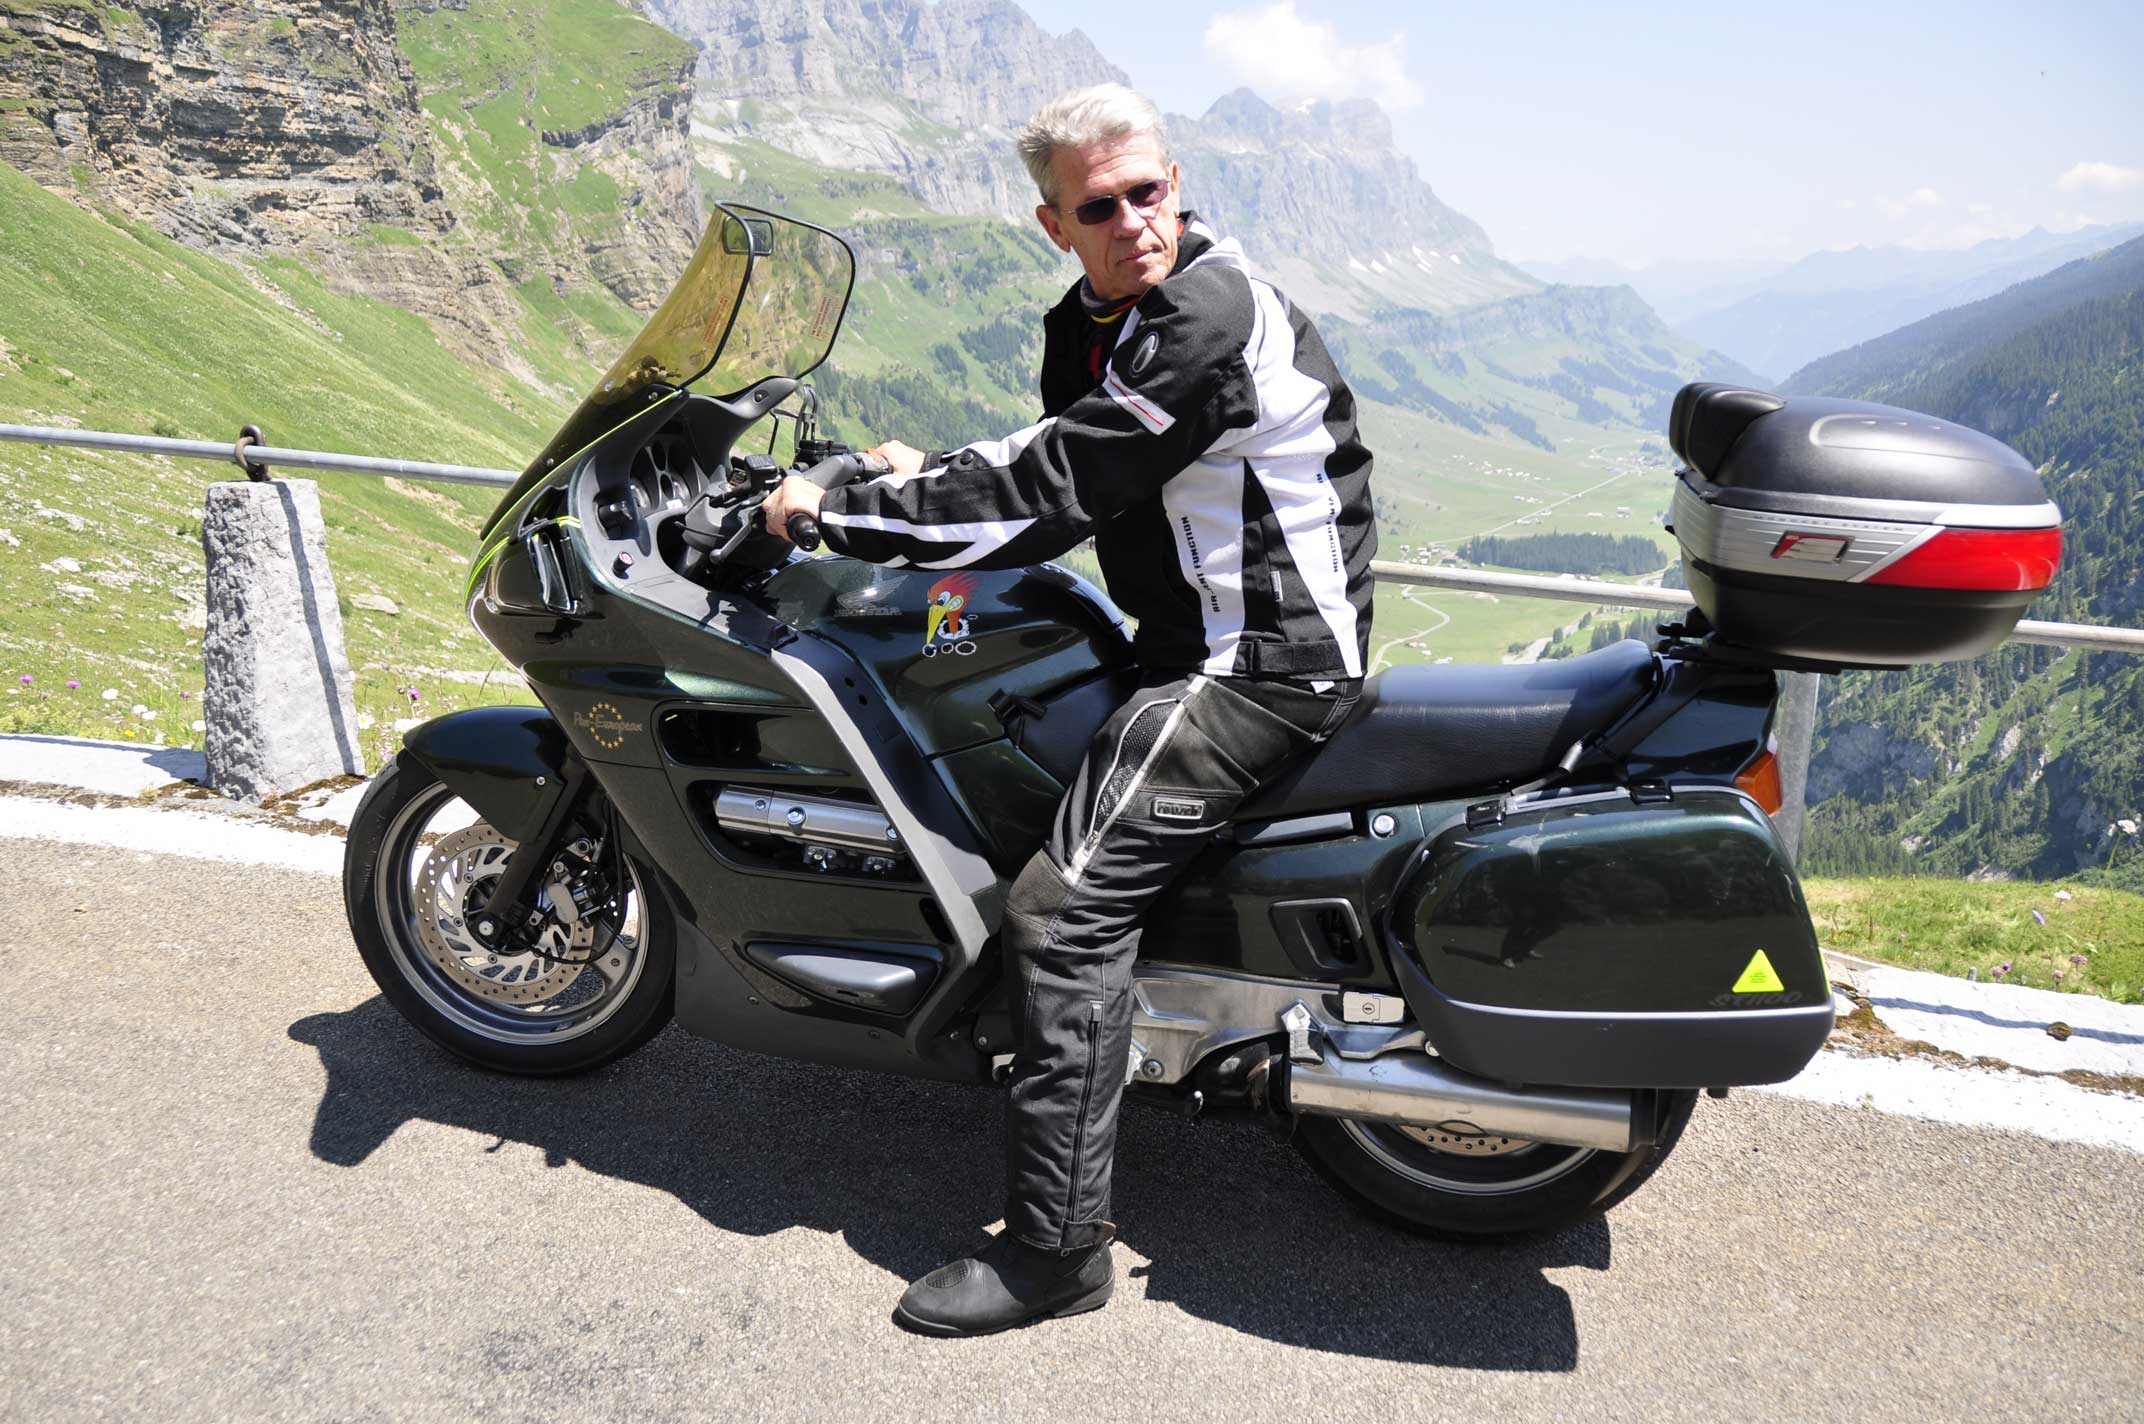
[2056,160,2143,194]
[1203,1,1422,112]
[1875,186,1944,219]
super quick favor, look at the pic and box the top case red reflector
[1865,526,2061,592]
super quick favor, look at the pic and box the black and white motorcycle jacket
[818,218,1376,680]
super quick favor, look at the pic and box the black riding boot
[892,1233,1116,1337]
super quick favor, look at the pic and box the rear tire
[342,754,674,1076]
[1293,1089,1697,1240]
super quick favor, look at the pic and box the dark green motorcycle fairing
[759,557,1134,758]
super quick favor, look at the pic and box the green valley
[1790,237,2144,883]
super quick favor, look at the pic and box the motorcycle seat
[1236,639,1659,821]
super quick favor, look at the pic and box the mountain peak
[1193,88,1392,149]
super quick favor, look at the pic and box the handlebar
[784,449,890,553]
[678,448,894,567]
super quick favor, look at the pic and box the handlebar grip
[800,452,861,491]
[797,450,891,491]
[787,512,822,552]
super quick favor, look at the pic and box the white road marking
[1756,1050,2144,1155]
[0,795,344,876]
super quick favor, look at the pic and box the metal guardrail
[1370,561,2144,658]
[0,422,518,489]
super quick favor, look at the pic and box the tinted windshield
[482,205,854,538]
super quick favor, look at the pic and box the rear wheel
[1292,1089,1697,1239]
[342,755,674,1076]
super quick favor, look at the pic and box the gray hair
[1017,83,1168,208]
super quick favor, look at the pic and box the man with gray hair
[767,82,1377,1335]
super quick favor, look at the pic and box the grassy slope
[0,163,560,761]
[397,0,696,241]
[1,0,712,757]
[1803,876,2143,1003]
[394,0,690,397]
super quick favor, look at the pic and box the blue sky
[1014,0,2144,267]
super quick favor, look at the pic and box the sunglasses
[1068,177,1172,227]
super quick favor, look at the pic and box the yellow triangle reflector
[1731,949,1786,994]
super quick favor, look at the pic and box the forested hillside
[1792,241,2144,884]
[1458,532,1666,577]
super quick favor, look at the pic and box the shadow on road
[290,998,1603,1370]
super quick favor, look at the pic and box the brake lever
[712,501,768,562]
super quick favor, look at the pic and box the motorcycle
[342,204,1858,1240]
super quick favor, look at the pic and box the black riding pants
[999,671,1358,1251]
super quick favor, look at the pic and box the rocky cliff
[0,1,520,353]
[0,0,702,372]
[1171,90,1536,318]
[0,2,444,248]
[660,1,1534,314]
[658,0,1123,221]
[398,0,704,322]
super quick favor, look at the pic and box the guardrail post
[200,472,365,800]
[1772,670,1820,863]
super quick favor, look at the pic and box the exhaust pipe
[1280,1050,1638,1153]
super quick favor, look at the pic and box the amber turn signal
[1736,743,1785,817]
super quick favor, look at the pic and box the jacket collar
[1051,213,1248,320]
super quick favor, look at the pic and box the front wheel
[341,754,675,1075]
[1293,1089,1697,1240]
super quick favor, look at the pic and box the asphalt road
[2,839,2139,1422]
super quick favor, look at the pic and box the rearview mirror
[723,218,776,257]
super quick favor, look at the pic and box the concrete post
[1772,670,1821,865]
[200,479,364,800]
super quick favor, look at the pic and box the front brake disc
[412,824,598,1006]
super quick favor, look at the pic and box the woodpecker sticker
[922,573,980,657]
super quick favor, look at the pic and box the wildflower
[2071,953,2087,966]
[190,719,205,733]
[2121,819,2141,836]
[2053,969,2064,983]
[65,679,79,689]
[2032,910,2046,927]
[180,691,192,701]
[100,688,117,701]
[17,674,30,685]
[357,713,375,730]
[1994,961,2012,977]
[142,709,157,721]
[121,728,135,739]
[131,704,147,716]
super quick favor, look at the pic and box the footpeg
[1281,1001,1321,1064]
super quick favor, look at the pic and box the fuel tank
[759,557,1134,757]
